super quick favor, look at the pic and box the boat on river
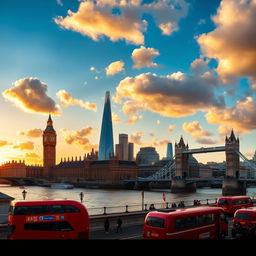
[50,183,74,189]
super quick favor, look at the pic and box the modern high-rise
[166,142,173,159]
[115,134,134,161]
[98,91,114,160]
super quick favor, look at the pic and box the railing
[87,197,219,216]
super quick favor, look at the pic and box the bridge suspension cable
[235,151,256,179]
[146,157,176,181]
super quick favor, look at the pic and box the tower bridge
[130,130,256,195]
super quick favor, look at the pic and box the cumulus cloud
[18,129,43,138]
[205,97,256,135]
[56,90,97,111]
[113,71,224,118]
[197,0,256,84]
[13,141,34,151]
[195,137,218,145]
[105,61,125,76]
[60,126,97,151]
[2,78,61,115]
[190,58,210,75]
[112,112,121,123]
[0,141,12,147]
[54,0,189,45]
[167,125,175,132]
[183,121,212,139]
[132,46,160,69]
[130,131,144,145]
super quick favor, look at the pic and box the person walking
[116,217,123,233]
[104,218,110,234]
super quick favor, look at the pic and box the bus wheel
[231,229,236,238]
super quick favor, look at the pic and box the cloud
[18,129,43,138]
[205,97,256,135]
[25,152,41,161]
[56,90,97,111]
[13,141,34,151]
[60,126,97,151]
[54,0,189,45]
[0,141,12,147]
[127,114,143,124]
[167,125,175,132]
[56,0,63,6]
[197,0,256,84]
[195,137,218,145]
[2,78,61,115]
[105,61,125,76]
[112,112,121,123]
[132,46,160,69]
[182,121,212,139]
[113,71,224,118]
[190,58,210,75]
[130,131,144,145]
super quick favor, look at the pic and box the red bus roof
[10,200,84,207]
[147,206,224,219]
[218,196,251,200]
[235,207,256,213]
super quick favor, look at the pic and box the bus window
[146,216,165,228]
[48,205,65,214]
[64,205,80,213]
[24,221,73,231]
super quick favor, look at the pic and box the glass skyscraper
[98,91,114,160]
[166,142,173,159]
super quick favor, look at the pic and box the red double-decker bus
[143,206,228,240]
[7,200,89,240]
[216,196,253,215]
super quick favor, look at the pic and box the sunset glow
[0,0,256,165]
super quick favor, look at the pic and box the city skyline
[0,0,256,165]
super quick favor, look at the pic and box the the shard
[98,91,114,160]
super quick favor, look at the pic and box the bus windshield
[218,199,230,205]
[146,216,165,228]
[235,212,251,220]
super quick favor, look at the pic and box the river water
[1,185,256,215]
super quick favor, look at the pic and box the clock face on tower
[44,136,47,142]
[50,136,55,142]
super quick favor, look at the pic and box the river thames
[1,185,256,215]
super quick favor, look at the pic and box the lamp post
[141,191,144,211]
[22,190,27,200]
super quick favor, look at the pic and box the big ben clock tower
[43,114,56,174]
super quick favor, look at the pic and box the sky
[0,0,256,165]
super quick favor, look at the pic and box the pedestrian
[104,217,110,234]
[116,217,123,233]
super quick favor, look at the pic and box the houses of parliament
[0,92,138,187]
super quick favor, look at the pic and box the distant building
[136,147,159,165]
[0,96,138,187]
[98,91,114,160]
[166,142,173,159]
[253,151,256,162]
[115,134,134,161]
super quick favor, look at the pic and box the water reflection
[1,185,256,215]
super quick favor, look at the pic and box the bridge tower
[222,130,246,195]
[174,136,189,178]
[225,130,240,178]
[43,114,57,177]
[171,137,195,193]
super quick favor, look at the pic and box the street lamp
[22,190,27,200]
